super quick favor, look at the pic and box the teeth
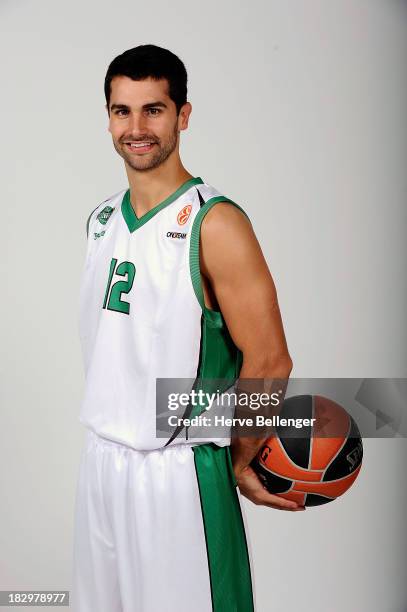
[129,142,152,147]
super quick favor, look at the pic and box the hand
[235,464,306,511]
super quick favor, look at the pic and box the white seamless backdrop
[0,1,406,611]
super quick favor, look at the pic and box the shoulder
[199,199,262,279]
[200,200,253,244]
[203,200,251,226]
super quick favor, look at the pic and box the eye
[146,108,161,116]
[114,109,128,116]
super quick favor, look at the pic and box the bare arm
[200,202,304,511]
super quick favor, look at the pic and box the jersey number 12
[103,257,136,314]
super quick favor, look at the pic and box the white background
[1,1,406,610]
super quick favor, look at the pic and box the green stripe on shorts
[192,443,254,612]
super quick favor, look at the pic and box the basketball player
[71,44,303,612]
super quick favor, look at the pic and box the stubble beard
[114,121,179,172]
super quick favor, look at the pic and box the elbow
[281,360,293,379]
[242,351,293,378]
[270,354,293,378]
[286,355,294,375]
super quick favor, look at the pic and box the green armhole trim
[86,204,101,239]
[189,196,251,325]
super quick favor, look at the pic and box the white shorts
[71,429,255,612]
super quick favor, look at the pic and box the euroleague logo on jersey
[177,204,192,225]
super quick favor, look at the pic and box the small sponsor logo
[97,206,115,225]
[167,231,187,240]
[94,230,106,240]
[177,204,192,225]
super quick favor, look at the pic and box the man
[72,43,303,612]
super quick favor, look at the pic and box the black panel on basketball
[276,395,313,469]
[305,494,335,507]
[323,415,363,482]
[251,459,293,493]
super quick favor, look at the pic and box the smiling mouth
[124,141,157,153]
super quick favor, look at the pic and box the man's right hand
[236,464,306,511]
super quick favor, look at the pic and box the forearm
[230,354,293,474]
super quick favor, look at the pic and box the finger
[256,491,299,510]
[264,497,306,510]
[265,503,306,511]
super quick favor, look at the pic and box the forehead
[109,76,171,107]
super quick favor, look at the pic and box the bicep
[200,203,290,364]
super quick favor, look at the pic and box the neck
[125,158,194,218]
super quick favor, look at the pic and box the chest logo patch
[177,204,192,225]
[97,206,115,225]
[166,231,187,239]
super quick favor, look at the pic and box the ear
[106,104,111,132]
[178,102,192,131]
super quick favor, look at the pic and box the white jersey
[78,176,250,450]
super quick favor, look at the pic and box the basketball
[251,395,363,507]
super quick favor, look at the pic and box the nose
[127,111,148,137]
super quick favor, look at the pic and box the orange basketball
[251,395,363,507]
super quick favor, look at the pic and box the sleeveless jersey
[78,176,250,450]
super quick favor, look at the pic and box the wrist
[230,436,268,474]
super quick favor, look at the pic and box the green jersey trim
[121,176,204,233]
[164,192,250,446]
[189,196,251,323]
[86,203,102,239]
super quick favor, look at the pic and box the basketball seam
[304,493,335,501]
[260,450,362,485]
[293,463,362,486]
[320,416,352,481]
[276,435,323,473]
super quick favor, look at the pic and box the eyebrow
[110,101,168,112]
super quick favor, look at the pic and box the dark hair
[104,44,188,115]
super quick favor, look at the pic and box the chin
[127,159,160,172]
